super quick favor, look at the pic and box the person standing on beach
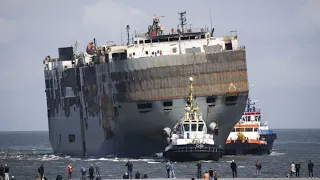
[196,161,202,179]
[4,164,9,180]
[295,162,300,177]
[308,160,314,178]
[208,168,214,180]
[230,160,237,178]
[125,161,133,179]
[81,167,87,180]
[67,163,72,179]
[203,172,209,180]
[56,173,62,180]
[290,162,296,178]
[95,163,100,178]
[255,161,262,177]
[169,161,175,178]
[166,161,171,178]
[0,165,4,180]
[38,164,44,180]
[89,165,95,180]
[213,170,218,180]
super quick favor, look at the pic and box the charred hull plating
[45,50,249,157]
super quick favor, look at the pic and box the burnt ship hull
[44,50,249,157]
[163,144,223,162]
[224,140,270,155]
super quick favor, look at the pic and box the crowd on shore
[0,159,316,179]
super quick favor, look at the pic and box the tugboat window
[232,128,235,132]
[254,128,258,132]
[183,124,190,131]
[191,124,197,131]
[198,124,204,131]
[245,128,253,132]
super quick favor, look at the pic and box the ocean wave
[269,151,286,156]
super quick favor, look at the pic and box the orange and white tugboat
[224,99,269,155]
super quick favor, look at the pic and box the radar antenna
[178,11,187,33]
[148,15,165,36]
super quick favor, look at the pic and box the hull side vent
[163,101,173,107]
[206,96,216,103]
[224,95,238,106]
[137,103,152,109]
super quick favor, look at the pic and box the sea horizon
[1,128,320,132]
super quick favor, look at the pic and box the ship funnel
[209,122,217,130]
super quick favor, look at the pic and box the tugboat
[259,121,277,151]
[224,99,270,155]
[163,77,223,162]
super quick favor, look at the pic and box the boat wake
[269,151,286,156]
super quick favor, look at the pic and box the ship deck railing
[44,47,246,71]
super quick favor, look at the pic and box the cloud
[81,0,149,44]
[0,18,17,44]
[303,0,320,29]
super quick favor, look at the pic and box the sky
[0,0,319,131]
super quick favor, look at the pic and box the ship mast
[178,11,187,34]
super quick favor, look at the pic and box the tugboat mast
[185,77,199,122]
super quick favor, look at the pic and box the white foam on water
[238,165,245,168]
[270,151,286,156]
[147,161,160,164]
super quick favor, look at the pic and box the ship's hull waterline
[45,50,249,157]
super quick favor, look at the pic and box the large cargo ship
[43,12,249,157]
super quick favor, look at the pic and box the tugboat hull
[260,133,277,151]
[163,144,223,162]
[224,140,270,155]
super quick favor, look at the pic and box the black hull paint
[224,140,270,155]
[163,144,223,162]
[260,133,277,151]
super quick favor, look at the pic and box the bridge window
[112,52,127,61]
[198,124,204,131]
[152,39,159,43]
[225,42,233,50]
[232,128,235,132]
[245,128,253,132]
[139,40,143,44]
[254,128,258,132]
[134,41,137,44]
[236,128,243,132]
[145,40,151,43]
[191,124,197,131]
[183,124,190,131]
